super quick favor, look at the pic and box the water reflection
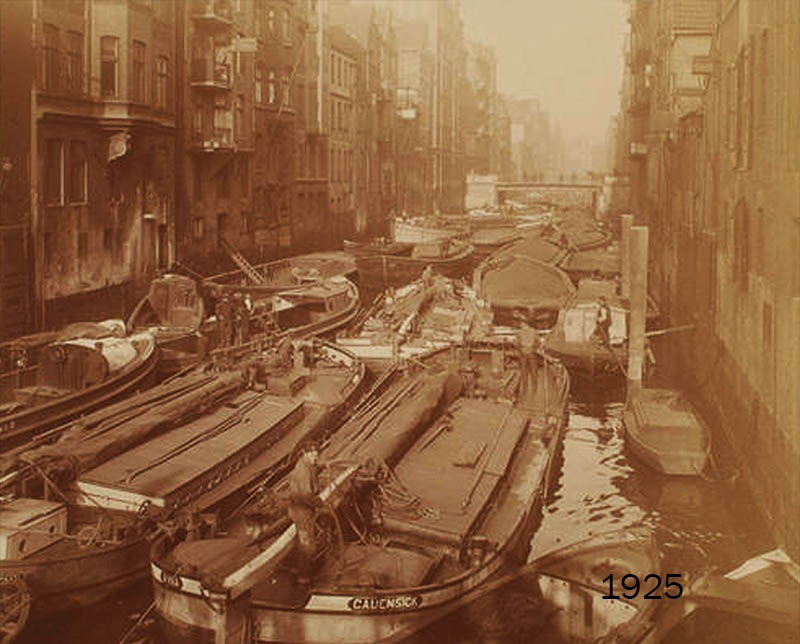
[415,385,772,644]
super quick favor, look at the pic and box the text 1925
[602,573,683,600]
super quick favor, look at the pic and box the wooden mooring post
[620,214,633,298]
[627,225,649,385]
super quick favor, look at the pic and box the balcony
[191,0,232,29]
[191,59,232,90]
[191,127,234,152]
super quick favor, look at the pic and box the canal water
[19,381,773,644]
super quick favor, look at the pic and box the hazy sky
[459,0,628,146]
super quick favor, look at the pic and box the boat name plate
[160,570,183,590]
[347,595,422,612]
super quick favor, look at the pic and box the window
[44,139,63,205]
[42,24,59,91]
[282,9,290,41]
[100,36,118,97]
[281,71,290,106]
[241,211,252,233]
[733,200,749,284]
[235,94,244,139]
[66,32,83,93]
[268,9,275,36]
[69,141,87,203]
[103,228,113,251]
[255,64,263,103]
[132,41,147,102]
[193,217,205,238]
[255,3,264,38]
[194,158,203,199]
[268,70,276,103]
[156,56,169,110]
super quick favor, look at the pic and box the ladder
[220,236,264,285]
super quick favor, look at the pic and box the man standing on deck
[288,442,323,586]
[216,291,233,348]
[594,296,612,346]
[514,310,539,402]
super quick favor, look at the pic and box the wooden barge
[475,253,576,329]
[355,240,475,291]
[0,342,365,640]
[336,274,494,372]
[128,273,360,374]
[0,322,157,452]
[151,342,570,643]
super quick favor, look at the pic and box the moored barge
[151,341,570,643]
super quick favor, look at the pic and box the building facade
[0,0,34,340]
[35,0,178,328]
[619,0,800,558]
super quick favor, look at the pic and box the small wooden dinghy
[623,388,710,476]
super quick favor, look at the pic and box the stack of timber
[336,274,494,371]
[151,341,571,643]
[0,342,365,641]
[0,320,157,452]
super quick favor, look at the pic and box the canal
[19,374,772,644]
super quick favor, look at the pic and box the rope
[376,465,441,521]
[117,600,155,644]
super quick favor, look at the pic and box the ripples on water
[22,386,773,644]
[417,385,773,644]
